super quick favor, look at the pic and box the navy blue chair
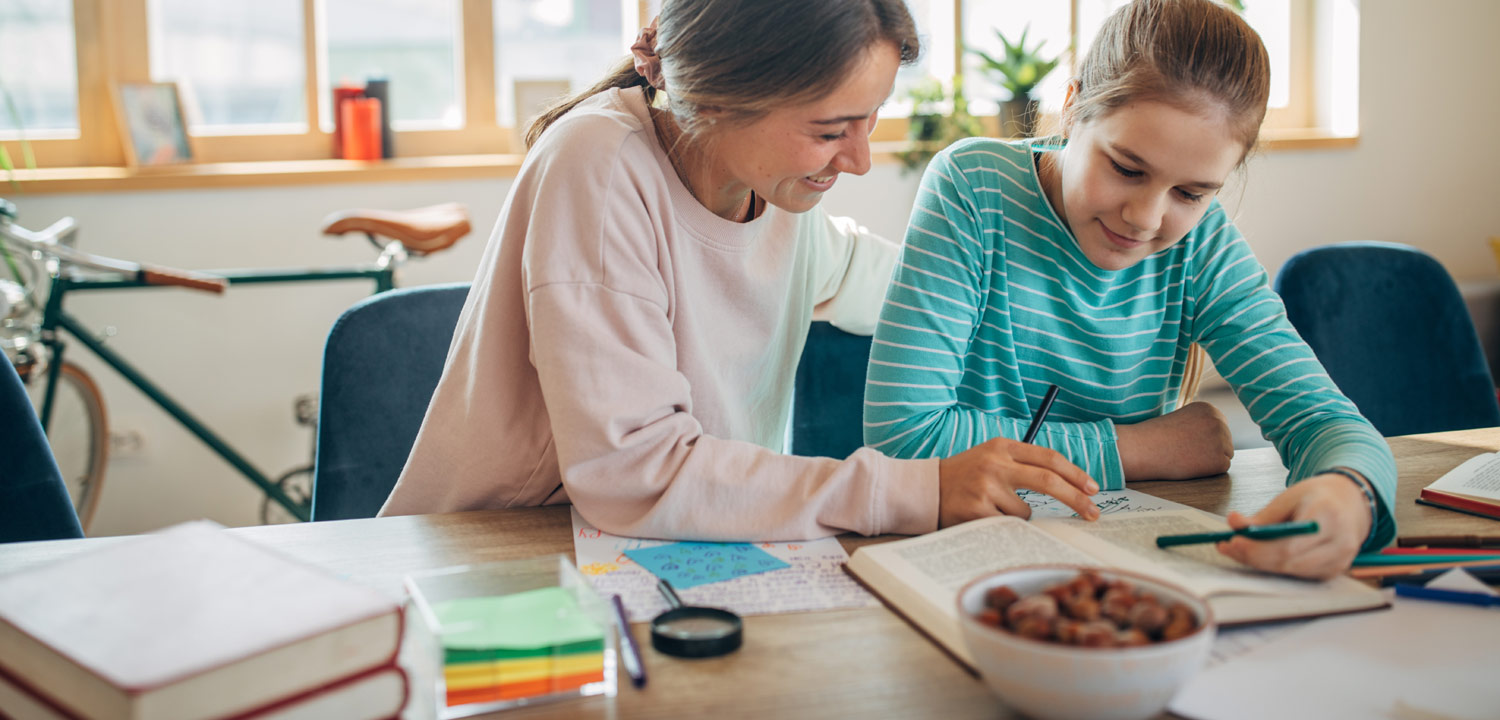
[1275,241,1500,437]
[1,361,84,542]
[791,321,875,459]
[312,283,470,520]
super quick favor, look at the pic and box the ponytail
[524,58,659,149]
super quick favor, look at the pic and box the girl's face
[1047,99,1243,271]
[703,41,901,217]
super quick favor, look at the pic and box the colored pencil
[1397,535,1500,549]
[1393,584,1500,607]
[1376,563,1500,587]
[1156,521,1319,548]
[1353,553,1500,567]
[1351,558,1500,579]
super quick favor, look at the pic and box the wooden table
[2,429,1497,719]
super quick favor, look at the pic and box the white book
[845,508,1387,671]
[0,521,403,720]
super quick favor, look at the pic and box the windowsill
[4,130,1356,195]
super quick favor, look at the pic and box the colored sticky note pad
[624,542,790,589]
[433,586,606,707]
[433,586,604,653]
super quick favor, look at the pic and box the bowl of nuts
[956,565,1215,720]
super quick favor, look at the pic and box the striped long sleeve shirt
[864,137,1396,550]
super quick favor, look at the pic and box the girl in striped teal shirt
[864,0,1393,579]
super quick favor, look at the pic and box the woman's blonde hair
[1067,0,1271,156]
[525,0,919,149]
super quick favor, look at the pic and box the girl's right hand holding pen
[937,438,1100,527]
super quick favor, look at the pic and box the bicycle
[0,198,470,528]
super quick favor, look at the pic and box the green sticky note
[434,586,603,653]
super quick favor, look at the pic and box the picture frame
[511,78,571,146]
[113,81,194,167]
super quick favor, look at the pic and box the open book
[845,507,1387,671]
[1418,451,1500,520]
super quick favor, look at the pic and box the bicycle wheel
[260,464,313,525]
[27,361,109,531]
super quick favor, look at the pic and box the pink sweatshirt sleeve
[530,283,936,541]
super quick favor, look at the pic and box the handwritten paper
[1022,487,1190,518]
[570,508,878,621]
[623,542,789,589]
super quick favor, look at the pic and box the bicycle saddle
[320,203,471,255]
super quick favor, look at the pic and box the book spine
[219,663,408,720]
[1418,488,1500,519]
[0,661,85,720]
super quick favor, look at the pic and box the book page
[1036,510,1337,598]
[1022,487,1197,518]
[855,516,1101,631]
[1426,451,1500,501]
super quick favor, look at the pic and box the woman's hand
[1216,472,1373,579]
[937,437,1100,527]
[1115,401,1234,481]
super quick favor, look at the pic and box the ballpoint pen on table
[612,594,648,688]
[1155,520,1320,548]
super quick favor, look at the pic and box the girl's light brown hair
[1066,0,1271,158]
[525,0,919,149]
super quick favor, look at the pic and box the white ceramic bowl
[956,565,1216,720]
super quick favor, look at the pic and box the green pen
[1155,520,1320,548]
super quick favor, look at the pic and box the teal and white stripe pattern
[864,137,1395,550]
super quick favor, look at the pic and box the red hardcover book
[0,522,403,720]
[1418,487,1500,520]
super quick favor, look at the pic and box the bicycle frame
[35,263,398,522]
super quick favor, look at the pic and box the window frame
[4,0,1337,173]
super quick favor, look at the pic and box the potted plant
[896,77,983,174]
[970,25,1062,138]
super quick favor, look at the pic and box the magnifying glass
[649,579,743,658]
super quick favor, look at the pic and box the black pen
[1022,384,1060,444]
[611,594,648,688]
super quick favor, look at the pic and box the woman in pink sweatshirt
[378,0,1099,540]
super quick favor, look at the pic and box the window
[0,0,78,137]
[494,0,625,130]
[0,0,1347,174]
[324,0,462,130]
[953,0,1316,132]
[150,0,307,132]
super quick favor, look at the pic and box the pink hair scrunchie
[631,17,666,91]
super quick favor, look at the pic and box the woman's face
[704,41,901,217]
[1048,99,1243,271]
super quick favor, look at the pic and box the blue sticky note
[624,542,790,589]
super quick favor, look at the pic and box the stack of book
[0,521,406,720]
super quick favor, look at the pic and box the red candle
[331,85,364,158]
[341,97,382,161]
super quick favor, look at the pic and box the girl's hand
[937,437,1101,527]
[1216,472,1373,579]
[1116,401,1233,481]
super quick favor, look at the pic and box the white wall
[10,0,1499,535]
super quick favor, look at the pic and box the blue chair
[1274,241,1500,437]
[791,321,874,458]
[0,361,84,542]
[312,283,470,520]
